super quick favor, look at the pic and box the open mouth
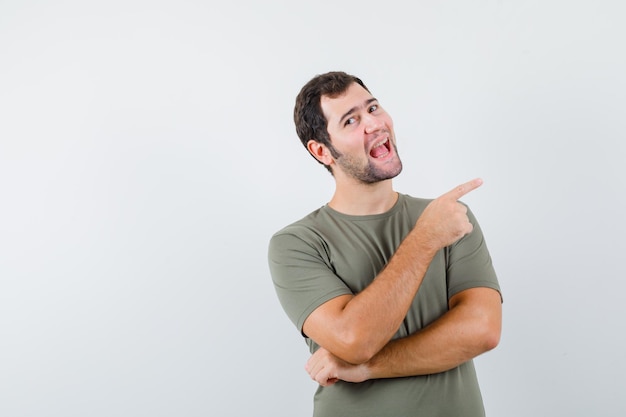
[369,138,391,158]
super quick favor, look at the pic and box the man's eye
[344,117,356,126]
[369,104,378,112]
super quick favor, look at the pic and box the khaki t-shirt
[268,193,501,417]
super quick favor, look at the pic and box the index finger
[444,177,483,200]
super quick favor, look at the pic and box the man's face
[320,82,402,184]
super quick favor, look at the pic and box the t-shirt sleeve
[446,205,502,300]
[268,226,353,334]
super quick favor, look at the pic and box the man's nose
[363,114,384,133]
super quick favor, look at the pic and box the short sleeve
[268,226,353,333]
[446,206,502,300]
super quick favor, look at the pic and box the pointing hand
[415,178,483,250]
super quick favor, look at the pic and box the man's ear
[307,140,334,166]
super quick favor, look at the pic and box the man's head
[293,71,402,182]
[294,71,366,173]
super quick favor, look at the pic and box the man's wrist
[360,356,379,381]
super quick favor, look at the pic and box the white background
[1,1,625,416]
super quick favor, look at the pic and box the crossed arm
[300,178,502,385]
[305,286,502,386]
[301,178,484,365]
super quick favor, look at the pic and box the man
[268,71,502,416]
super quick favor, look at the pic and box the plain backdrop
[1,1,625,416]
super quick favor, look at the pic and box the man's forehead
[321,83,373,121]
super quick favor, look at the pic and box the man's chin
[360,164,403,184]
[379,159,403,179]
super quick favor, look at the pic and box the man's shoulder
[270,206,328,241]
[398,193,433,210]
[400,193,432,203]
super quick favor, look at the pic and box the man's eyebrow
[338,97,378,125]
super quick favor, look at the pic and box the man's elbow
[344,347,377,365]
[482,327,500,352]
[472,292,502,353]
[335,330,381,365]
[478,316,501,353]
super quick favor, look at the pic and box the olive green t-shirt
[268,193,500,417]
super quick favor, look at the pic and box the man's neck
[328,179,398,216]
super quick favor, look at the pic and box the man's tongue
[370,142,388,158]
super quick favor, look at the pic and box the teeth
[372,138,388,148]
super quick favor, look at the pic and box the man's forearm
[365,287,502,379]
[305,288,501,385]
[303,179,485,364]
[303,231,437,364]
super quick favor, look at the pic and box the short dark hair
[293,71,369,172]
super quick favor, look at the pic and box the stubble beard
[331,142,403,184]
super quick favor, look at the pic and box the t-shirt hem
[296,289,354,333]
[448,281,503,302]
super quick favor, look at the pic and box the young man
[268,71,502,417]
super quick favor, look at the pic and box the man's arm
[305,287,502,386]
[302,179,484,365]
